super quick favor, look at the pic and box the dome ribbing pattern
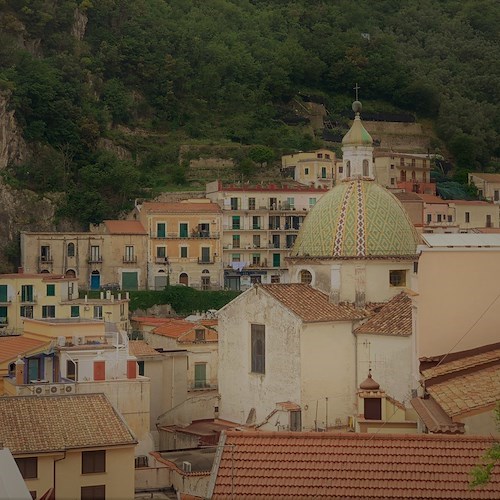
[291,179,420,257]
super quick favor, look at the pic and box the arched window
[346,161,351,178]
[65,269,76,278]
[411,170,416,180]
[362,159,369,177]
[179,273,189,286]
[67,242,75,257]
[300,269,312,284]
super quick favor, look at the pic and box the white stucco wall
[218,288,302,425]
[300,321,357,430]
[356,333,413,405]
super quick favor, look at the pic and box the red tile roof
[354,292,412,336]
[131,316,174,327]
[410,397,465,434]
[141,202,222,214]
[211,431,499,499]
[104,220,147,234]
[128,340,161,357]
[258,284,369,322]
[0,336,50,364]
[0,394,136,453]
[152,319,218,342]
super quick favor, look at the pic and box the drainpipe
[53,450,66,498]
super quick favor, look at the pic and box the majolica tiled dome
[291,179,420,257]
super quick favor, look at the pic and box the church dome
[291,179,420,258]
[342,102,372,146]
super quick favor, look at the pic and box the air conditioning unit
[182,461,192,473]
[72,335,85,345]
[62,385,74,393]
[48,385,59,394]
[57,336,66,347]
[34,386,44,395]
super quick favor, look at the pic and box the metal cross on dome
[353,83,360,101]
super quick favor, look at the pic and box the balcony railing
[87,256,103,263]
[198,258,215,265]
[38,256,53,264]
[151,232,219,239]
[123,256,138,263]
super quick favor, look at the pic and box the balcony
[123,256,138,263]
[151,232,219,239]
[155,257,169,264]
[198,258,215,265]
[87,256,103,264]
[38,256,53,264]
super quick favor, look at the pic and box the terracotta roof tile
[258,284,368,322]
[426,364,500,417]
[128,340,160,357]
[152,319,217,342]
[211,431,499,499]
[354,292,412,336]
[131,316,173,327]
[0,336,51,364]
[142,202,222,214]
[0,394,136,453]
[104,220,147,234]
[410,397,465,434]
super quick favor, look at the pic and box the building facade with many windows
[206,180,328,290]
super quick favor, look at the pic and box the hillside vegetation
[0,0,498,225]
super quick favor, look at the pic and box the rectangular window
[71,305,80,318]
[0,306,8,325]
[157,223,166,238]
[20,305,33,319]
[317,153,323,159]
[82,450,106,474]
[339,166,343,173]
[290,411,302,432]
[426,214,432,223]
[46,284,55,296]
[389,270,406,287]
[486,214,492,227]
[138,361,145,376]
[495,190,499,201]
[67,360,76,381]
[42,305,55,318]
[0,285,6,302]
[180,247,188,258]
[364,398,382,420]
[15,458,38,479]
[179,223,188,238]
[390,178,395,185]
[90,246,100,262]
[447,215,453,222]
[269,215,280,230]
[81,485,105,500]
[194,363,207,388]
[231,216,240,230]
[252,253,261,265]
[231,253,241,262]
[232,235,240,249]
[195,329,205,342]
[465,212,470,223]
[325,153,330,159]
[200,247,210,263]
[248,197,255,210]
[253,235,261,248]
[93,306,103,319]
[309,198,317,208]
[271,275,280,284]
[437,214,442,222]
[230,197,239,210]
[321,167,327,178]
[124,245,135,262]
[252,216,260,229]
[21,285,34,303]
[40,245,51,262]
[251,324,265,374]
[287,197,295,209]
[156,246,166,258]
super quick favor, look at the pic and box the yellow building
[469,172,500,203]
[0,393,137,500]
[131,200,223,290]
[0,272,130,335]
[21,220,148,290]
[281,149,337,188]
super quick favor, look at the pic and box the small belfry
[341,95,374,180]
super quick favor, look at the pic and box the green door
[273,253,281,267]
[180,223,188,238]
[122,272,138,290]
[194,363,207,388]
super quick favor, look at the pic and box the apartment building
[130,200,223,290]
[206,180,328,290]
[21,220,148,290]
[468,172,500,203]
[281,148,337,188]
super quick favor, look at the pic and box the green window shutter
[71,306,80,318]
[46,284,55,296]
[0,285,7,302]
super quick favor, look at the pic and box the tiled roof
[0,336,50,364]
[152,319,217,342]
[128,340,161,357]
[354,292,412,336]
[104,220,147,234]
[131,316,173,327]
[211,431,499,499]
[411,397,465,434]
[470,172,500,183]
[393,192,423,201]
[141,202,222,214]
[426,364,500,417]
[449,200,493,206]
[0,394,136,453]
[258,284,368,322]
[416,194,449,204]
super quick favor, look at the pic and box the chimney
[15,358,25,385]
[127,357,137,379]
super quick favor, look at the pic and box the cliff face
[0,91,58,272]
